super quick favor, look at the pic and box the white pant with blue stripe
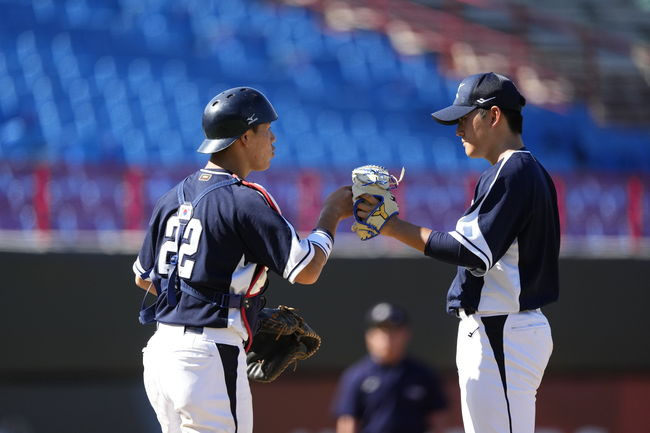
[456,309,553,433]
[142,323,252,433]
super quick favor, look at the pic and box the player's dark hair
[205,122,265,158]
[478,108,523,134]
[501,108,523,134]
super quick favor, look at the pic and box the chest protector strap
[237,179,282,351]
[139,175,283,353]
[139,175,239,325]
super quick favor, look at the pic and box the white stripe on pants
[456,309,553,433]
[142,323,253,433]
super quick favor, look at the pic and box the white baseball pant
[456,309,553,433]
[142,323,253,433]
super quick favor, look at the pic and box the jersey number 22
[157,215,203,279]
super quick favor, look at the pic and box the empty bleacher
[1,0,647,170]
[0,0,648,252]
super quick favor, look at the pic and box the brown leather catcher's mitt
[246,306,321,383]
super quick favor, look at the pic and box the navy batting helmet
[197,87,278,154]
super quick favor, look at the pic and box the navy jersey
[446,149,560,314]
[133,168,316,338]
[332,356,447,433]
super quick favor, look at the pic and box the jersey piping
[448,151,526,276]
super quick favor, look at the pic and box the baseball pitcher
[353,72,559,433]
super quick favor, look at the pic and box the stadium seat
[0,0,648,236]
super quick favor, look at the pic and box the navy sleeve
[235,188,315,283]
[332,368,362,418]
[480,171,532,260]
[449,157,532,276]
[133,198,168,279]
[425,231,484,269]
[133,229,155,278]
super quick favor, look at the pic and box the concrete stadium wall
[1,252,649,374]
[1,253,649,433]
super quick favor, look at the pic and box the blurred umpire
[132,87,352,433]
[332,302,448,433]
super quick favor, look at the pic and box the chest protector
[139,174,279,351]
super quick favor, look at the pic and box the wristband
[307,228,334,260]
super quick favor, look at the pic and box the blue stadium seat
[0,0,647,173]
[0,64,20,116]
[33,0,57,23]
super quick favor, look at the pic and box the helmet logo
[246,114,259,125]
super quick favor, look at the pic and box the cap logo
[246,114,259,125]
[371,303,392,322]
[455,82,465,99]
[476,96,496,104]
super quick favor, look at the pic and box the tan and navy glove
[351,165,404,240]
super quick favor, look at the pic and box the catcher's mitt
[351,165,404,240]
[246,305,321,383]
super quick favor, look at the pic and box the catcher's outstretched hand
[322,185,354,221]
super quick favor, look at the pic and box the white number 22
[157,216,203,279]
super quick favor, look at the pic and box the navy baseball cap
[432,72,526,125]
[365,302,409,328]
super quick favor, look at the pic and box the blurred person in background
[332,302,448,433]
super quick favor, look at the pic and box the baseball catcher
[134,86,351,433]
[351,165,404,240]
[246,305,321,383]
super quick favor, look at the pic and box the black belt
[451,307,476,317]
[184,326,204,334]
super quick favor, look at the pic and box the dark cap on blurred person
[431,72,526,125]
[366,302,409,328]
